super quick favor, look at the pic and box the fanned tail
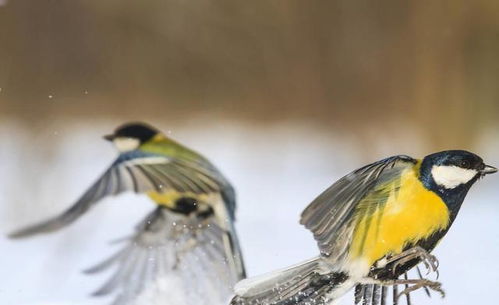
[231,257,353,305]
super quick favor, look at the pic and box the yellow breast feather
[147,190,210,208]
[349,163,450,266]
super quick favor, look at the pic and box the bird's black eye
[460,160,470,168]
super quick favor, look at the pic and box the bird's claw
[387,246,439,276]
[396,279,445,300]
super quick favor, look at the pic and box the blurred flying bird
[230,150,496,305]
[9,122,246,305]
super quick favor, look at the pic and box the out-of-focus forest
[1,0,499,148]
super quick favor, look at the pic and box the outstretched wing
[9,150,230,238]
[300,155,417,258]
[86,203,243,305]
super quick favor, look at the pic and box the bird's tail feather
[231,257,352,305]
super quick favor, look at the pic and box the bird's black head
[419,150,496,214]
[104,122,160,152]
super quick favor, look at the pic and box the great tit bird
[231,150,496,305]
[9,122,246,305]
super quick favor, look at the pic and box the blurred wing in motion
[86,204,243,305]
[300,155,417,260]
[9,150,229,238]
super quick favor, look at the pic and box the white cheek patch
[431,165,478,189]
[113,137,140,152]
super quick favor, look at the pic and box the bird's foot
[386,246,439,276]
[392,278,445,299]
[358,276,445,304]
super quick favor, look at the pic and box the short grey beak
[103,134,115,141]
[481,164,498,175]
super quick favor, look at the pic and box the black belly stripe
[166,197,215,220]
[169,197,198,215]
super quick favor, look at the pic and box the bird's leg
[395,278,445,300]
[360,277,445,300]
[384,246,439,275]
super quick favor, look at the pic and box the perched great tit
[10,122,246,305]
[231,150,496,305]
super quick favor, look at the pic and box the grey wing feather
[8,164,128,238]
[86,206,242,305]
[300,155,416,257]
[221,183,237,221]
[223,201,246,279]
[9,150,230,238]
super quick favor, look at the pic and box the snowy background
[0,120,498,305]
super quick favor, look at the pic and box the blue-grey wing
[300,155,417,257]
[8,150,228,238]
